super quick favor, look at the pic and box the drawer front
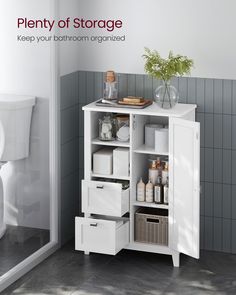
[75,217,129,255]
[82,180,129,217]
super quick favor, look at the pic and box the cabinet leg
[84,251,90,255]
[172,252,180,267]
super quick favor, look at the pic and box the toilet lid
[0,94,36,109]
[0,121,4,159]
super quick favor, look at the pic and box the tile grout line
[231,80,234,252]
[212,79,215,250]
[221,79,224,252]
[203,78,207,249]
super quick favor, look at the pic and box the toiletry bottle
[162,162,169,185]
[163,177,169,205]
[154,176,163,204]
[156,157,162,176]
[137,178,145,202]
[149,160,158,185]
[145,179,153,203]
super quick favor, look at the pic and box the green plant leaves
[143,48,194,81]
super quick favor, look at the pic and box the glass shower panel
[0,97,50,277]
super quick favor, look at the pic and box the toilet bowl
[0,177,6,239]
[0,94,35,239]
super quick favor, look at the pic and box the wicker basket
[135,208,168,245]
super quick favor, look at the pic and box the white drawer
[75,217,130,255]
[82,180,129,217]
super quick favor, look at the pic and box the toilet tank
[0,94,36,161]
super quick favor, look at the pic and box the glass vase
[154,81,179,109]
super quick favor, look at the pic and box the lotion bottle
[162,162,169,185]
[145,179,153,203]
[137,178,145,202]
[163,176,169,205]
[149,160,158,185]
[156,157,162,176]
[154,176,163,204]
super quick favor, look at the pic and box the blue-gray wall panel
[232,220,236,254]
[205,79,214,113]
[205,148,214,182]
[213,149,222,183]
[135,74,145,98]
[205,114,214,148]
[223,80,232,115]
[222,219,232,253]
[232,81,236,115]
[222,150,232,184]
[213,79,223,114]
[223,115,232,149]
[204,216,213,250]
[213,217,222,252]
[213,183,222,218]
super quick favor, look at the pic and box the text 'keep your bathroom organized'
[16,35,126,43]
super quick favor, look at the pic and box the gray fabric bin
[135,208,168,246]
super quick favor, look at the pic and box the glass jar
[115,114,130,142]
[103,81,118,100]
[99,114,116,141]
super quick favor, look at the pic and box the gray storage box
[135,208,168,245]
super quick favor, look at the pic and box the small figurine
[99,114,115,141]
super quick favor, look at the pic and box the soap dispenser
[148,160,158,185]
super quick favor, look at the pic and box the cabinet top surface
[82,101,197,117]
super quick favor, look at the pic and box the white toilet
[0,94,35,239]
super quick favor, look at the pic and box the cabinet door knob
[96,185,104,189]
[90,223,98,227]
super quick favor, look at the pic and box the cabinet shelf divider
[133,201,169,210]
[133,144,169,156]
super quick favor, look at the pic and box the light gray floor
[0,225,49,277]
[2,241,236,295]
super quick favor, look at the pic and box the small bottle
[145,179,153,203]
[149,160,158,185]
[156,157,162,176]
[154,176,163,204]
[163,177,169,205]
[137,178,145,202]
[162,162,169,185]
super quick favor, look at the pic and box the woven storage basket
[135,208,168,245]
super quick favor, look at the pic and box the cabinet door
[169,117,200,259]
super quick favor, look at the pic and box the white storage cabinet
[75,101,200,267]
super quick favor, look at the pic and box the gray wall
[60,72,83,245]
[61,71,236,254]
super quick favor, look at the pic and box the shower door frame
[0,0,60,291]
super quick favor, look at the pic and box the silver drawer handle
[90,223,98,227]
[96,185,104,189]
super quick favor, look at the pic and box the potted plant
[143,48,194,109]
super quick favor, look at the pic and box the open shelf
[133,201,169,209]
[133,144,168,156]
[92,138,130,147]
[91,172,130,181]
[125,242,170,254]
